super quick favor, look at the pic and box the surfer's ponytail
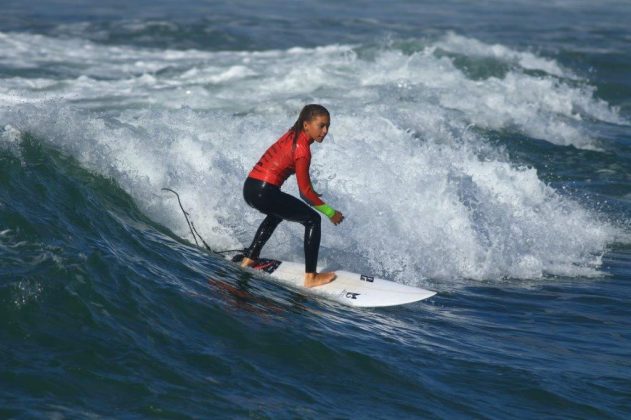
[290,104,330,146]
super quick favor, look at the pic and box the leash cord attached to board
[161,188,244,255]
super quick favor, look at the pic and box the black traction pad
[232,254,283,274]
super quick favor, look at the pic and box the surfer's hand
[331,211,344,225]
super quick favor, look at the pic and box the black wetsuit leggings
[243,177,321,273]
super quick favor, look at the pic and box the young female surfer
[241,104,344,288]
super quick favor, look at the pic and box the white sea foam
[0,31,624,282]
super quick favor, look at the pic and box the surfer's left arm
[295,157,343,223]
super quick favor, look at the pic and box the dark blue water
[1,1,631,417]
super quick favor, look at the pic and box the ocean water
[1,0,630,417]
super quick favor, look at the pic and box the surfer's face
[303,115,330,143]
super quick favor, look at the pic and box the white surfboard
[229,254,436,308]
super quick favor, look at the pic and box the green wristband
[314,203,336,218]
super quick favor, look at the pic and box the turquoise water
[1,1,631,417]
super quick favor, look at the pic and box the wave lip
[436,31,568,77]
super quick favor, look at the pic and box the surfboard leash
[161,188,245,255]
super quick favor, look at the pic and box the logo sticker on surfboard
[339,289,361,300]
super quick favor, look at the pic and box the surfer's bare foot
[304,272,336,288]
[241,257,256,268]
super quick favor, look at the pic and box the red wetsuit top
[248,130,325,206]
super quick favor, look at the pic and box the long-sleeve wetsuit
[243,130,337,272]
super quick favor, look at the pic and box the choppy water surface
[1,0,630,417]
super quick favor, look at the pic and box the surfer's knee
[309,208,321,224]
[303,212,321,229]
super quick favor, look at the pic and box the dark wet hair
[290,104,330,146]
